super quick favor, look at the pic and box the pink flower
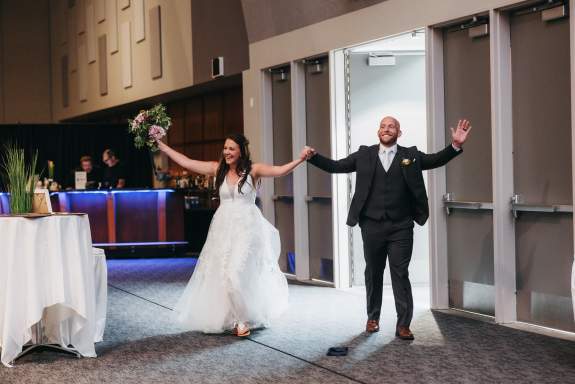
[148,125,166,141]
[135,112,146,124]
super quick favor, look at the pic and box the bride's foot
[233,323,250,337]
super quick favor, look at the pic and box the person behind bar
[306,116,472,340]
[102,149,127,189]
[75,155,102,189]
[157,133,314,337]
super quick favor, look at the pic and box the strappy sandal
[233,323,250,337]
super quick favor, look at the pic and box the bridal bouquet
[128,104,171,151]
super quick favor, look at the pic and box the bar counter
[0,189,187,248]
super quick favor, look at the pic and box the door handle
[305,195,332,202]
[510,194,572,219]
[442,193,493,215]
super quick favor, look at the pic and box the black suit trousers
[360,216,414,327]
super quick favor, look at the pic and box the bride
[157,134,312,337]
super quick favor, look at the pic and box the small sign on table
[75,171,87,190]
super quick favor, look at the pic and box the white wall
[349,51,428,285]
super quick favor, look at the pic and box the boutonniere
[400,158,416,167]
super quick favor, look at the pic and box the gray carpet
[1,258,575,384]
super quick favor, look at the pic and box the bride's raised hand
[299,146,316,161]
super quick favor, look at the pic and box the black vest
[361,154,412,221]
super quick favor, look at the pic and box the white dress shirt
[378,143,397,172]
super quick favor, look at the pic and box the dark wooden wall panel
[203,93,224,140]
[165,86,243,172]
[223,87,243,134]
[184,144,204,164]
[167,103,185,144]
[185,99,204,142]
[204,142,223,162]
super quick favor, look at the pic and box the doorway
[331,30,429,295]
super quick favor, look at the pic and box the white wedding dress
[174,174,288,333]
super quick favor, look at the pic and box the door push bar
[304,195,332,202]
[510,194,573,219]
[442,193,494,215]
[272,195,294,201]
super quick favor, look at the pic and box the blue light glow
[50,191,109,196]
[48,189,176,197]
[111,189,175,194]
[93,241,188,247]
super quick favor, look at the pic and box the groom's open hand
[451,119,472,149]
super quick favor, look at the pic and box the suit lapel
[369,144,379,174]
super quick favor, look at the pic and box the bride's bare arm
[157,141,218,176]
[251,146,314,179]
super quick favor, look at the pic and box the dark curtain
[0,124,153,190]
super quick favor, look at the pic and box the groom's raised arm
[418,145,461,170]
[419,118,472,170]
[308,151,357,174]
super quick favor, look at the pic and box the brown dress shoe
[395,326,414,340]
[366,320,380,333]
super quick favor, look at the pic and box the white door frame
[329,48,352,289]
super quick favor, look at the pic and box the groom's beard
[379,137,398,146]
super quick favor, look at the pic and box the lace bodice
[219,174,257,204]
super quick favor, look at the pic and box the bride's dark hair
[215,133,252,194]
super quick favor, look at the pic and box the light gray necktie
[383,149,393,172]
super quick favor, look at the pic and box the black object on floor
[326,347,349,356]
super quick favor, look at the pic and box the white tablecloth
[0,215,107,366]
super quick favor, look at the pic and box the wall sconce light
[211,57,224,78]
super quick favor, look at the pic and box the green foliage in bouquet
[1,143,38,214]
[128,103,171,152]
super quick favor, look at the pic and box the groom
[307,116,471,339]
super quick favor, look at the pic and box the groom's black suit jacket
[308,144,461,227]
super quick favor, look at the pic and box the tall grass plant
[1,143,38,214]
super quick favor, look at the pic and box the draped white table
[0,214,106,367]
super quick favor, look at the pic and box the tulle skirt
[174,201,288,333]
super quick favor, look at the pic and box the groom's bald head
[378,116,402,146]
